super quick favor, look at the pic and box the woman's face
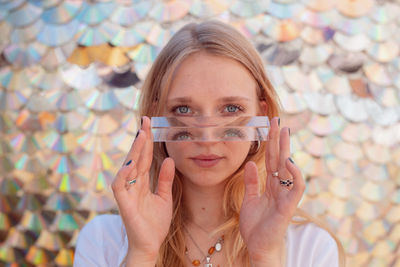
[163,51,265,188]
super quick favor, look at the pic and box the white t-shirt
[74,214,339,267]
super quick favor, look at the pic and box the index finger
[123,120,146,166]
[136,116,154,174]
[265,117,280,173]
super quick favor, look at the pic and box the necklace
[189,220,216,234]
[183,225,224,267]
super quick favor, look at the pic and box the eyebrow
[167,96,252,104]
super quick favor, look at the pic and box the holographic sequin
[190,0,229,18]
[25,246,51,265]
[0,1,399,266]
[0,0,25,12]
[262,18,300,42]
[303,92,336,115]
[78,191,115,212]
[367,41,400,63]
[55,248,75,265]
[110,2,151,26]
[110,27,145,46]
[3,42,47,67]
[10,19,44,43]
[303,0,335,11]
[76,1,116,25]
[229,0,269,17]
[61,63,101,90]
[333,32,371,52]
[41,0,82,24]
[267,1,302,19]
[297,128,332,156]
[19,211,48,232]
[0,212,12,231]
[145,23,174,47]
[299,8,336,27]
[299,44,333,65]
[52,212,84,231]
[76,21,120,46]
[336,0,374,18]
[126,43,160,64]
[148,0,190,22]
[6,2,42,27]
[44,192,80,211]
[277,89,307,114]
[37,19,80,47]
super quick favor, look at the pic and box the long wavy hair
[122,20,345,267]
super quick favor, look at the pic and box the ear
[259,100,268,115]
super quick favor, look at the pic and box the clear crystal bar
[151,116,270,142]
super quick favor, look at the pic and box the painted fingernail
[289,157,295,164]
[126,160,132,166]
[278,117,280,126]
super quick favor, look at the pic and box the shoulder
[286,222,339,267]
[74,214,127,267]
[82,214,124,233]
[77,214,125,243]
[287,222,337,246]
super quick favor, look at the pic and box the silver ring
[272,171,279,177]
[128,178,137,185]
[279,179,293,187]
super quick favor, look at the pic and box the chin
[181,170,230,186]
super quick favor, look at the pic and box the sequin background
[0,0,399,266]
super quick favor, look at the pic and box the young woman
[74,20,345,267]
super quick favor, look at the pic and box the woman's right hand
[111,116,175,264]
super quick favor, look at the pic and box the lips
[190,154,223,168]
[191,154,222,160]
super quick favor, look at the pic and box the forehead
[167,51,258,100]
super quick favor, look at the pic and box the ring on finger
[127,178,137,185]
[272,171,279,177]
[279,179,293,187]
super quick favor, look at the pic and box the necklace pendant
[204,256,212,267]
[215,242,222,252]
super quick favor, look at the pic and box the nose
[194,139,220,147]
[189,116,240,143]
[198,127,219,142]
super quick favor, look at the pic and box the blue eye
[173,131,193,141]
[175,106,191,114]
[223,129,245,139]
[224,104,243,113]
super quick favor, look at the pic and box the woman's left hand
[239,117,305,266]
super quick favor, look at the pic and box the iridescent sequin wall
[0,0,399,266]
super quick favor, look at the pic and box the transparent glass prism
[151,116,270,142]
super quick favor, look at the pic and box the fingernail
[126,160,132,166]
[288,128,291,136]
[289,157,295,164]
[278,117,280,126]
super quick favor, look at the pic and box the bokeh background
[0,0,400,266]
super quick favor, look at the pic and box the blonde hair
[123,20,345,267]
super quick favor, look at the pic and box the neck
[182,179,227,230]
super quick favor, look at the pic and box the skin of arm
[125,247,158,267]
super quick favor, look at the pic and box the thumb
[156,157,175,201]
[243,161,260,202]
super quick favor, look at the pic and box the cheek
[165,142,189,160]
[225,142,252,163]
[165,142,193,175]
